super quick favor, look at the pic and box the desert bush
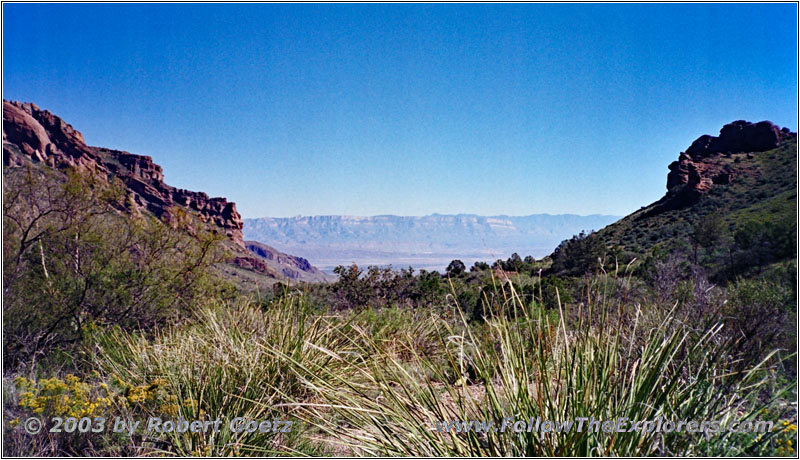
[3,166,229,370]
[4,367,201,456]
[723,278,796,372]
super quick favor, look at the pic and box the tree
[3,166,228,369]
[732,217,796,271]
[412,270,444,304]
[445,259,466,277]
[470,261,490,272]
[550,231,605,276]
[332,264,366,310]
[689,215,725,265]
[508,253,522,272]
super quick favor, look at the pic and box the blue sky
[3,3,797,218]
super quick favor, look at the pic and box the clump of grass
[289,269,792,456]
[85,294,357,456]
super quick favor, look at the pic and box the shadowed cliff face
[2,100,245,248]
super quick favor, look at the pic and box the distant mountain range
[243,214,620,272]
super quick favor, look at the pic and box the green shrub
[3,167,231,370]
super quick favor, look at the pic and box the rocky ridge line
[3,100,244,247]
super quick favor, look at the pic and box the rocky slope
[244,213,620,271]
[244,241,332,282]
[659,120,793,211]
[3,100,328,284]
[3,100,245,246]
[592,120,796,258]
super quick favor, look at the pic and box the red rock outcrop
[666,120,793,199]
[684,120,785,158]
[666,152,737,194]
[3,101,101,171]
[231,256,278,277]
[3,100,244,247]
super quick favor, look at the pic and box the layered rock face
[665,120,794,201]
[3,100,244,247]
[243,241,331,281]
[246,241,311,277]
[3,101,99,170]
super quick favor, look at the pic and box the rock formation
[244,241,331,281]
[3,100,244,247]
[664,120,794,205]
[683,120,787,158]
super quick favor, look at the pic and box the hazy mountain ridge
[244,213,620,271]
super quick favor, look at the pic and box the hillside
[2,100,327,285]
[553,120,797,279]
[243,241,333,283]
[244,213,619,271]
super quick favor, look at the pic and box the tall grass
[287,270,791,456]
[57,273,793,456]
[86,294,356,456]
[82,293,454,456]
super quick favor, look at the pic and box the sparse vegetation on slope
[5,272,795,456]
[585,134,797,283]
[3,164,232,371]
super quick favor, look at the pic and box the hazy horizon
[245,211,622,219]
[243,213,622,271]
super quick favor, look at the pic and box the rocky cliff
[589,119,796,259]
[3,100,245,247]
[664,120,794,207]
[244,241,333,282]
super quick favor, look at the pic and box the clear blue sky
[3,3,797,218]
